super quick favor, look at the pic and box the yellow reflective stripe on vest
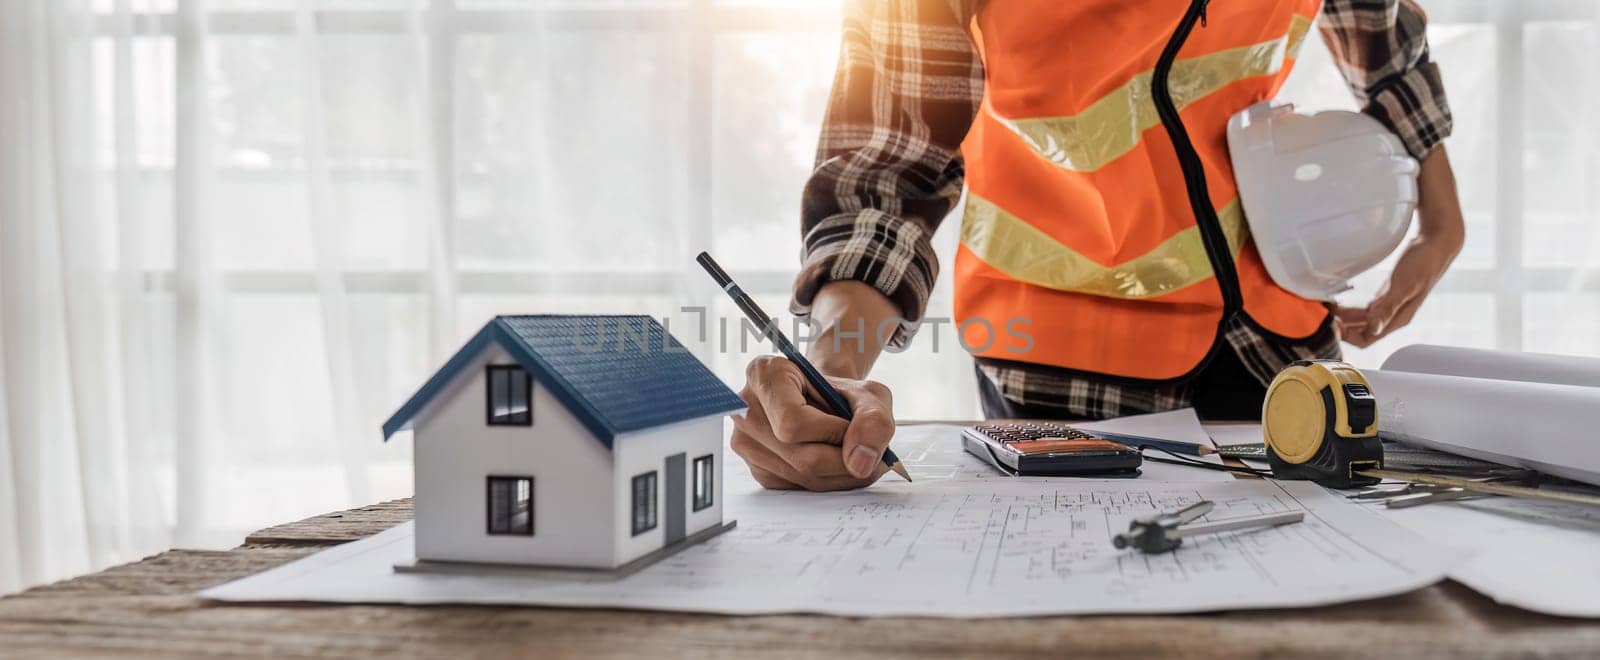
[960,194,1248,299]
[988,13,1312,173]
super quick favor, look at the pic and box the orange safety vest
[956,0,1331,381]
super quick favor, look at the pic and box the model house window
[692,455,714,511]
[486,476,534,536]
[486,365,532,426]
[631,471,657,536]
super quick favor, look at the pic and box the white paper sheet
[1366,349,1600,487]
[1075,408,1212,445]
[1075,408,1233,479]
[1204,423,1264,448]
[1378,496,1600,617]
[1180,420,1600,617]
[202,478,1452,617]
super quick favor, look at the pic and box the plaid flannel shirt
[791,0,1453,418]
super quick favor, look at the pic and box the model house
[381,315,746,573]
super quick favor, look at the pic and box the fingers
[747,464,801,490]
[1349,238,1455,346]
[745,356,849,445]
[836,379,897,479]
[730,356,896,491]
[1353,277,1425,346]
[731,420,885,491]
[1366,293,1426,344]
[1337,277,1417,347]
[732,411,853,480]
[1333,306,1366,330]
[1333,306,1370,347]
[738,436,801,490]
[1338,292,1425,348]
[1344,330,1375,349]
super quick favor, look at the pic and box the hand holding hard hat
[1228,101,1465,347]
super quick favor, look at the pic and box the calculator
[962,421,1143,477]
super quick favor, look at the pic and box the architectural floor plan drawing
[203,476,1454,617]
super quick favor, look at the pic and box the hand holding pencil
[697,252,912,490]
[732,357,905,490]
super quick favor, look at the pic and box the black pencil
[695,251,911,482]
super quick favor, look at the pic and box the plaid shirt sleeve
[790,0,983,344]
[1318,0,1454,159]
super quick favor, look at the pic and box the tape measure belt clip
[1341,382,1377,435]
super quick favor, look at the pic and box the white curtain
[0,0,460,594]
[1,0,156,596]
[2,0,1598,596]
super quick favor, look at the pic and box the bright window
[486,365,532,426]
[631,471,658,536]
[72,0,1600,554]
[692,454,714,511]
[486,476,533,536]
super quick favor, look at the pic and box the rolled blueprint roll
[1382,344,1600,388]
[1364,345,1600,487]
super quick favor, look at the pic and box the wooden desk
[3,499,1598,658]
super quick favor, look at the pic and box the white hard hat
[1227,101,1420,301]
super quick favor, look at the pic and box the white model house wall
[612,414,727,567]
[411,344,616,568]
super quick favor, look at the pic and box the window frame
[631,471,658,536]
[485,364,533,427]
[89,2,1600,416]
[485,475,535,537]
[692,454,714,512]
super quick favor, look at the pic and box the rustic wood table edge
[2,497,1599,659]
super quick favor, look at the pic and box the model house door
[664,453,686,545]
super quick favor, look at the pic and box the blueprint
[202,478,1452,617]
[1377,496,1600,617]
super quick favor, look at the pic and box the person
[731,0,1464,491]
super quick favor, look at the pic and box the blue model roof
[382,315,745,448]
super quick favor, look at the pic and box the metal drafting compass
[1111,501,1306,554]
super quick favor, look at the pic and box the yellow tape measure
[1262,360,1384,488]
[1262,360,1600,507]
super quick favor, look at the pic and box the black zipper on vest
[1151,0,1243,319]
